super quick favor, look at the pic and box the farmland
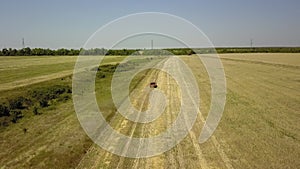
[0,53,299,168]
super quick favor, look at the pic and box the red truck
[150,82,158,88]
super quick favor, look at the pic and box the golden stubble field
[0,53,299,168]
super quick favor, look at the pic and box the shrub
[97,72,106,79]
[31,85,71,100]
[0,104,10,117]
[39,99,49,108]
[9,97,26,109]
[57,94,70,102]
[33,106,40,115]
[11,110,23,123]
[98,64,117,73]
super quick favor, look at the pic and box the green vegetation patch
[0,84,72,128]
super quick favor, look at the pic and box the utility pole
[22,38,25,48]
[250,39,253,48]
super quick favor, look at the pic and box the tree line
[0,48,88,56]
[214,47,300,53]
[0,47,299,56]
[0,47,194,56]
[0,47,144,56]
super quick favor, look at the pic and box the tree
[23,47,32,56]
[2,48,9,56]
[32,48,45,55]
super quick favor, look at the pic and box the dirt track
[0,69,74,91]
[76,57,233,169]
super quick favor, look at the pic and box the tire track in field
[129,59,181,169]
[76,67,160,169]
[127,57,210,169]
[77,57,232,168]
[115,93,150,168]
[115,63,164,168]
[135,58,209,169]
[164,72,185,168]
[75,62,148,168]
[175,57,234,169]
[131,70,161,169]
[131,65,175,169]
[167,58,209,169]
[97,68,162,168]
[76,58,167,168]
[77,82,150,168]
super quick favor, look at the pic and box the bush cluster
[0,85,72,127]
[30,85,72,107]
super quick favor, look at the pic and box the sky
[0,0,299,49]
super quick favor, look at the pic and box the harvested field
[0,53,299,168]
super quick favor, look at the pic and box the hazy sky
[0,0,299,49]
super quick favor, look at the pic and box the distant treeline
[0,48,193,56]
[214,47,300,53]
[0,47,299,56]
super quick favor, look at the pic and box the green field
[0,53,299,168]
